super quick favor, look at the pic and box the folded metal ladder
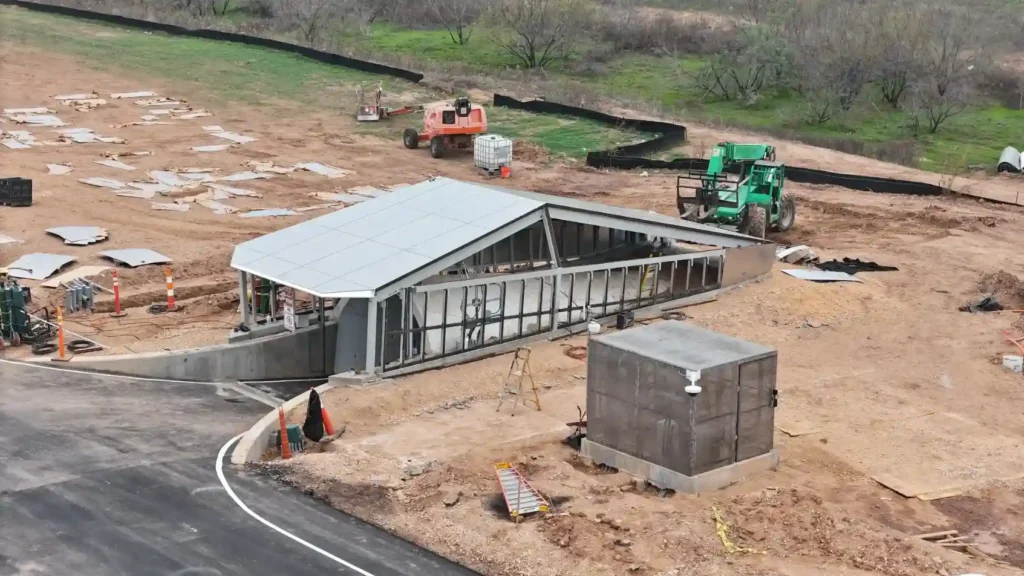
[494,462,549,518]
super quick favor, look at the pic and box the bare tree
[426,0,482,45]
[908,77,974,133]
[281,0,338,46]
[920,7,988,98]
[903,6,988,133]
[872,5,926,109]
[790,1,876,121]
[693,25,787,102]
[175,0,232,18]
[489,0,592,69]
[739,0,780,25]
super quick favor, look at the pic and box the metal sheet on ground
[46,226,109,245]
[98,248,172,268]
[782,269,863,283]
[5,253,77,280]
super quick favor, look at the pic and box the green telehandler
[676,142,795,238]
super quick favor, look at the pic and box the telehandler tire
[775,194,796,232]
[740,205,767,238]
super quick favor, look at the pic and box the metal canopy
[98,248,172,268]
[6,253,77,280]
[230,177,764,299]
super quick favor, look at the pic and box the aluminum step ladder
[494,462,549,518]
[495,346,541,415]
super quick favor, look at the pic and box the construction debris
[54,92,99,101]
[959,295,1003,313]
[782,269,863,283]
[47,163,73,175]
[103,150,152,158]
[296,203,341,212]
[295,162,349,179]
[776,245,817,264]
[207,183,261,198]
[148,170,200,188]
[125,181,174,195]
[216,171,272,182]
[8,114,66,127]
[244,160,294,174]
[5,253,77,280]
[40,265,110,289]
[191,144,233,153]
[1003,355,1023,374]
[114,121,172,128]
[4,107,54,114]
[136,97,182,107]
[79,177,128,189]
[208,130,256,145]
[345,185,386,198]
[110,90,157,99]
[816,258,898,274]
[116,189,156,199]
[0,234,21,245]
[98,248,172,268]
[94,158,137,171]
[60,98,107,111]
[239,208,298,218]
[46,226,109,246]
[151,202,190,212]
[311,192,368,203]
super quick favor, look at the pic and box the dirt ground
[5,37,1024,576]
[272,182,1024,576]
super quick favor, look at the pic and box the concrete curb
[230,381,335,465]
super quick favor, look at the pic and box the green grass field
[0,8,643,159]
[333,20,1024,172]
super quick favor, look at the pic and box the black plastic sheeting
[494,94,945,197]
[0,0,424,83]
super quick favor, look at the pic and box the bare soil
[6,42,1024,576]
[274,183,1024,576]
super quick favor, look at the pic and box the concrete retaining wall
[65,322,338,382]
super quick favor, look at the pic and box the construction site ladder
[496,346,541,415]
[494,462,549,518]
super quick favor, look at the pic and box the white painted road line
[215,435,378,576]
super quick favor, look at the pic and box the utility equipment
[403,97,487,159]
[355,83,422,122]
[676,142,795,238]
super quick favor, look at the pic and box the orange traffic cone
[277,406,292,460]
[321,406,335,436]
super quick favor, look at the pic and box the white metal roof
[230,177,761,299]
[231,178,544,298]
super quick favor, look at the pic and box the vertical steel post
[365,297,377,376]
[239,272,250,326]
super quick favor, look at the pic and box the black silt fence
[494,94,944,197]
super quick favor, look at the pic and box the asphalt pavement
[0,360,479,576]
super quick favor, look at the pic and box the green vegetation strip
[0,8,646,159]
[330,21,1024,173]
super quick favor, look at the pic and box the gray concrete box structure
[583,321,778,492]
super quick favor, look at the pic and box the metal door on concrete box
[735,356,776,462]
